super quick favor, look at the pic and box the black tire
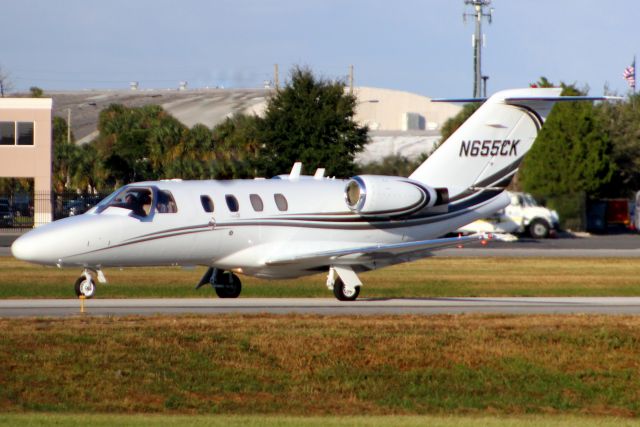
[332,278,360,301]
[74,276,96,298]
[215,273,242,298]
[529,218,550,239]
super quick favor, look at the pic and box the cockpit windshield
[95,187,154,217]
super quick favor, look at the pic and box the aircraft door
[200,195,216,230]
[150,189,196,263]
[191,194,221,261]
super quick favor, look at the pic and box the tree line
[43,67,368,194]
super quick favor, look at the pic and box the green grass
[2,315,640,417]
[2,256,640,298]
[2,414,640,427]
[3,258,640,423]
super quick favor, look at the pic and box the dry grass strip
[1,314,640,416]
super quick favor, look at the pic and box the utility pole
[67,108,71,144]
[463,0,493,98]
[274,64,279,90]
[482,75,489,97]
[349,65,354,94]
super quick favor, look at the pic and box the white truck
[458,191,559,239]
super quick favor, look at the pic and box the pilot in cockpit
[125,193,146,217]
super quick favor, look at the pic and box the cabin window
[274,193,288,211]
[225,195,239,212]
[156,190,178,213]
[249,194,264,212]
[200,195,214,213]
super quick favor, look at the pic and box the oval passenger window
[225,195,239,212]
[200,195,214,213]
[274,193,288,211]
[250,194,264,212]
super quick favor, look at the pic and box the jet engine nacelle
[344,175,446,217]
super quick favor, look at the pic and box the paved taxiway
[3,297,640,317]
[2,234,640,317]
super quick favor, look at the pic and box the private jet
[11,87,603,300]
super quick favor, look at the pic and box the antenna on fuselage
[289,162,302,180]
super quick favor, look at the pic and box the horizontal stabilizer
[432,97,486,103]
[505,95,620,103]
[433,95,619,104]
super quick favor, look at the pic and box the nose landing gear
[73,268,107,299]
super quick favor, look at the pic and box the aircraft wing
[264,233,491,266]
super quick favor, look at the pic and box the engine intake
[345,175,443,217]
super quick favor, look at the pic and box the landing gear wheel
[529,219,550,239]
[215,273,242,298]
[333,278,360,301]
[74,276,96,299]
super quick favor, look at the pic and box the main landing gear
[332,277,360,301]
[196,267,242,298]
[73,268,107,299]
[326,266,362,301]
[195,266,362,301]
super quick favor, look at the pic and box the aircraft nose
[11,228,61,265]
[11,233,40,262]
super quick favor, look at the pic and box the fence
[0,191,109,231]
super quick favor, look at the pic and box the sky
[2,0,638,98]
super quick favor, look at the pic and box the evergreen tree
[211,114,262,179]
[95,104,189,186]
[29,86,44,98]
[71,143,102,192]
[519,80,615,228]
[258,67,368,177]
[598,93,640,197]
[357,154,422,177]
[52,116,79,193]
[165,124,216,179]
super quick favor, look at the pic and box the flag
[623,58,636,90]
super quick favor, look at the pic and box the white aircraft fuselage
[12,178,506,278]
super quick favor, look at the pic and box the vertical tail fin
[410,88,565,200]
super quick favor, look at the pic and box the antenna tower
[463,0,493,98]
